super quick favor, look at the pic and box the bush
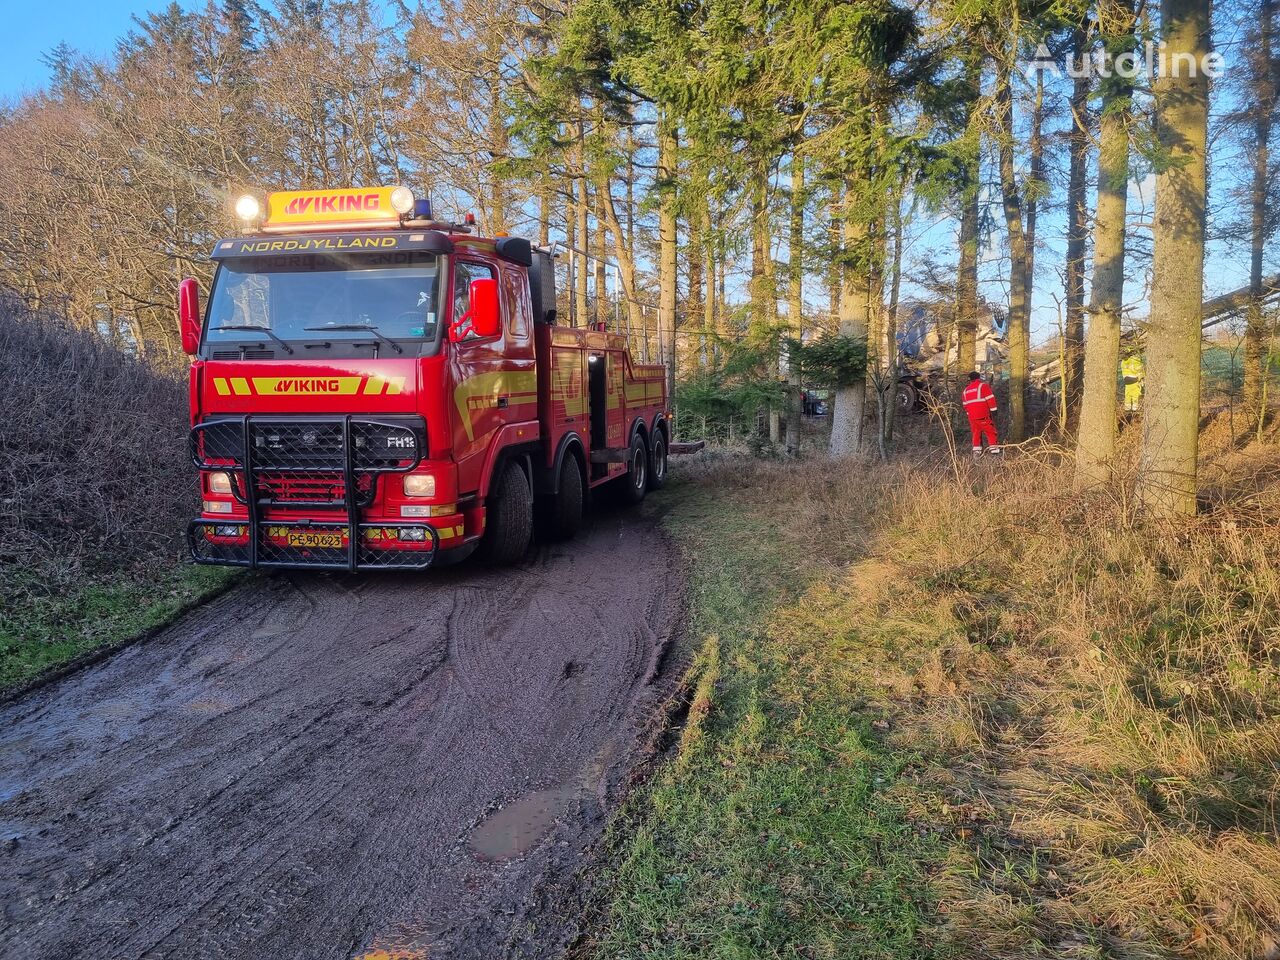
[0,294,193,596]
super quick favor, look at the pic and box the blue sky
[0,0,196,97]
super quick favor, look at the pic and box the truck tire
[536,455,584,541]
[478,461,532,565]
[618,433,648,506]
[648,430,668,491]
[896,378,919,414]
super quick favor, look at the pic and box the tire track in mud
[0,508,680,960]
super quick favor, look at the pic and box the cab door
[448,255,537,494]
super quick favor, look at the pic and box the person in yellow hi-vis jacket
[1121,351,1144,412]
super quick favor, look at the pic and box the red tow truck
[182,186,671,570]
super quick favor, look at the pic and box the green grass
[580,474,942,959]
[0,564,239,690]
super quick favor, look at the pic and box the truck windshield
[203,252,442,354]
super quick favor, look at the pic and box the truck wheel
[648,430,668,491]
[478,461,532,565]
[896,379,919,414]
[618,433,648,506]
[537,455,584,540]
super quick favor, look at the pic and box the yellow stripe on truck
[210,374,407,397]
[453,371,538,441]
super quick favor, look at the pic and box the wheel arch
[651,414,670,444]
[480,435,539,500]
[540,431,586,496]
[628,416,649,447]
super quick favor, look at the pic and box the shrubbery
[0,295,192,597]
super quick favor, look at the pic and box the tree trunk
[625,126,636,258]
[688,200,705,371]
[1138,0,1212,516]
[749,165,776,340]
[956,179,979,379]
[593,170,645,335]
[829,190,869,458]
[868,215,887,457]
[1075,0,1136,489]
[1025,69,1045,318]
[786,156,805,456]
[996,61,1031,442]
[884,199,903,446]
[704,198,717,366]
[574,122,589,329]
[658,117,679,401]
[565,174,577,326]
[594,194,608,326]
[827,188,842,325]
[1022,69,1046,431]
[537,178,550,248]
[1245,0,1276,432]
[748,162,777,438]
[1063,29,1091,434]
[955,62,980,383]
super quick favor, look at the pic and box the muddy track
[0,508,680,960]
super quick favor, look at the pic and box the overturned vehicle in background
[893,300,1009,413]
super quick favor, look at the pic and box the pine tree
[1138,0,1213,516]
[1076,0,1137,489]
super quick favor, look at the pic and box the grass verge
[0,565,239,691]
[582,446,1280,959]
[578,458,943,959]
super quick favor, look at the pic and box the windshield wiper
[213,324,295,354]
[304,323,404,354]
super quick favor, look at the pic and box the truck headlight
[234,194,261,220]
[203,500,233,514]
[390,186,415,215]
[403,474,435,497]
[208,471,233,494]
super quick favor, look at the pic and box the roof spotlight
[234,194,261,220]
[390,186,415,215]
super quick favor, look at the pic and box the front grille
[243,471,374,508]
[189,415,428,571]
[192,417,423,473]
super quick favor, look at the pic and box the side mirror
[178,278,201,355]
[468,277,501,339]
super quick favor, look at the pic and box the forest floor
[576,421,1280,960]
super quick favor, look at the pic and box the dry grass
[673,442,1280,958]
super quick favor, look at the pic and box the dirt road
[0,510,679,960]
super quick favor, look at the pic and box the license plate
[286,530,345,549]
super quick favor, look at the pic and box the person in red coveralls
[961,371,1001,457]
